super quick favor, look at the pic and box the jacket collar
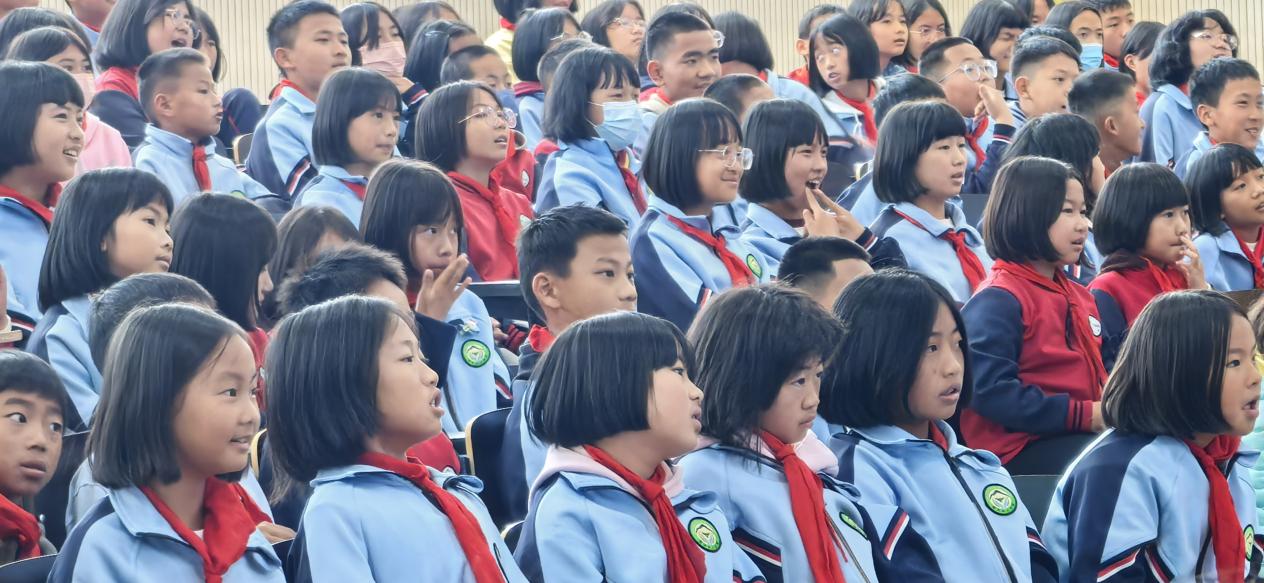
[892,200,980,242]
[533,446,713,510]
[1156,83,1193,111]
[1212,224,1252,259]
[821,91,862,117]
[276,85,317,115]
[1008,100,1028,126]
[744,203,801,242]
[648,195,712,233]
[107,485,273,553]
[142,124,217,158]
[312,463,482,492]
[316,165,365,183]
[845,421,1001,466]
[698,431,838,475]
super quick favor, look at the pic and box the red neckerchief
[499,17,516,31]
[927,422,950,451]
[82,20,101,33]
[664,215,755,288]
[1141,257,1186,293]
[1103,54,1120,69]
[1136,91,1146,108]
[339,179,367,201]
[1234,227,1264,288]
[0,495,41,560]
[97,66,139,100]
[759,431,846,583]
[906,64,920,75]
[893,208,986,293]
[447,172,526,253]
[526,325,554,353]
[1183,436,1245,582]
[269,79,314,102]
[192,144,212,191]
[787,66,810,87]
[245,328,268,410]
[834,86,878,143]
[756,70,769,82]
[513,81,543,99]
[139,479,272,583]
[0,183,59,226]
[356,452,507,582]
[993,260,1108,389]
[966,116,990,167]
[582,445,705,583]
[638,86,674,106]
[615,150,647,215]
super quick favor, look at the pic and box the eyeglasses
[1191,30,1238,51]
[937,59,998,83]
[914,25,948,39]
[551,30,593,42]
[163,9,201,42]
[698,146,753,170]
[609,17,646,30]
[459,106,517,129]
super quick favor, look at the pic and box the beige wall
[36,0,1264,98]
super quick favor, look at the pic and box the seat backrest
[1011,474,1060,527]
[233,133,254,166]
[469,282,530,325]
[960,193,990,229]
[0,554,56,583]
[466,408,513,526]
[500,521,523,553]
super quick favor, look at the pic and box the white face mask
[590,100,641,151]
[73,72,96,107]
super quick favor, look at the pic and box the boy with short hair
[703,74,774,123]
[0,350,66,564]
[1069,68,1145,177]
[1178,58,1264,178]
[778,236,874,310]
[789,4,846,86]
[440,44,513,94]
[133,49,273,205]
[1086,0,1134,71]
[245,0,350,201]
[64,0,112,47]
[978,36,1080,149]
[635,11,721,153]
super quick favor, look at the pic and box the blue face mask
[1080,43,1104,70]
[591,100,642,151]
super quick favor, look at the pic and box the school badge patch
[1247,526,1256,560]
[688,517,722,552]
[519,215,532,230]
[839,511,867,539]
[745,254,762,278]
[461,339,491,368]
[982,484,1017,516]
[1089,315,1102,337]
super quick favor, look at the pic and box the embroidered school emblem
[688,517,722,552]
[745,254,762,278]
[521,170,530,187]
[982,484,1017,516]
[1089,315,1102,337]
[1247,526,1256,560]
[838,511,867,539]
[519,215,532,230]
[461,339,491,368]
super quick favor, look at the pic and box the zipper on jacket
[942,451,1020,583]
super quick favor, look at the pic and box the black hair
[5,25,90,64]
[341,2,404,65]
[798,4,846,40]
[702,74,768,120]
[193,7,222,81]
[95,0,196,70]
[1011,35,1079,78]
[916,36,975,81]
[440,44,501,85]
[581,0,645,50]
[821,268,972,427]
[512,8,580,83]
[983,156,1080,262]
[690,285,843,448]
[1118,20,1161,82]
[1103,291,1247,437]
[267,0,339,59]
[642,98,742,212]
[1091,163,1189,257]
[1044,1,1101,34]
[137,47,209,122]
[0,61,84,178]
[1085,0,1131,11]
[895,0,952,69]
[1001,113,1101,206]
[649,2,713,27]
[643,11,710,62]
[1185,143,1264,236]
[277,243,407,316]
[1018,23,1082,54]
[543,46,638,143]
[537,37,593,89]
[527,311,694,446]
[517,204,629,320]
[1068,68,1136,120]
[38,169,175,313]
[403,19,477,92]
[741,99,827,203]
[413,80,500,172]
[360,159,465,284]
[1190,58,1260,111]
[872,100,967,204]
[959,0,1028,63]
[778,236,872,289]
[808,13,881,96]
[1004,0,1055,23]
[714,11,773,72]
[1149,10,1237,89]
[872,72,945,127]
[170,194,277,331]
[88,272,215,369]
[0,7,91,62]
[0,350,70,422]
[90,303,249,488]
[263,205,361,323]
[311,67,401,168]
[494,0,577,22]
[394,1,460,46]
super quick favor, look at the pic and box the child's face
[696,140,745,206]
[938,43,990,116]
[905,302,964,424]
[1219,314,1261,437]
[868,1,908,62]
[1202,78,1264,149]
[538,233,637,326]
[1189,18,1235,71]
[1219,166,1264,230]
[646,29,720,100]
[1141,205,1192,265]
[1104,94,1146,157]
[604,3,645,65]
[1046,179,1091,267]
[586,78,639,124]
[275,13,350,95]
[1018,54,1078,117]
[372,316,444,456]
[1068,10,1105,50]
[812,36,850,92]
[988,27,1023,76]
[1029,1,1050,26]
[1101,6,1135,58]
[145,3,195,53]
[1126,52,1151,94]
[105,200,173,279]
[256,266,273,309]
[461,90,511,167]
[645,358,704,459]
[809,258,873,311]
[782,138,829,199]
[47,44,92,76]
[30,102,84,184]
[161,63,223,140]
[409,216,460,274]
[0,389,63,499]
[467,54,513,94]
[759,358,824,445]
[170,335,259,481]
[346,105,400,172]
[907,8,947,62]
[914,136,968,199]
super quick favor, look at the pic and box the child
[511,8,585,151]
[898,0,951,72]
[1045,1,1104,70]
[702,74,773,123]
[1042,291,1263,582]
[0,61,84,322]
[869,100,992,304]
[66,0,113,47]
[1007,0,1053,26]
[0,350,66,565]
[265,295,523,581]
[260,205,359,326]
[712,11,831,130]
[637,11,721,153]
[193,8,264,157]
[959,0,1028,95]
[414,81,534,281]
[341,2,410,93]
[90,0,195,148]
[978,36,1079,151]
[824,269,1057,582]
[1188,144,1264,292]
[580,0,644,66]
[807,13,881,149]
[293,67,400,226]
[1144,9,1236,168]
[1087,0,1134,70]
[525,37,592,161]
[440,45,513,95]
[399,19,478,157]
[1069,69,1146,178]
[848,0,911,78]
[1119,21,1161,106]
[631,99,769,331]
[514,311,762,582]
[788,4,846,86]
[395,0,460,40]
[245,1,350,200]
[777,236,875,309]
[133,49,273,205]
[1178,58,1264,178]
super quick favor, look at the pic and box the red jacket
[491,141,538,201]
[447,172,534,281]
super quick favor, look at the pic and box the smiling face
[0,389,63,499]
[783,137,829,200]
[30,102,85,185]
[903,302,964,425]
[696,140,745,206]
[1141,205,1192,265]
[758,358,824,444]
[1047,179,1091,267]
[1200,78,1264,149]
[105,200,173,278]
[647,29,720,101]
[1220,166,1264,231]
[170,335,260,482]
[369,316,444,458]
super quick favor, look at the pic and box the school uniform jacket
[830,421,1059,583]
[1197,224,1262,292]
[634,90,671,155]
[290,463,525,582]
[292,165,367,227]
[977,101,1029,153]
[90,67,147,149]
[245,85,318,200]
[534,137,644,225]
[448,172,534,281]
[630,195,771,331]
[762,69,849,142]
[439,289,511,435]
[1147,84,1203,170]
[498,333,547,524]
[738,202,907,274]
[964,117,1016,196]
[1177,132,1264,180]
[49,485,284,582]
[398,83,428,158]
[869,200,993,304]
[514,447,766,582]
[25,296,98,431]
[818,91,873,151]
[1088,264,1187,369]
[1042,431,1264,582]
[0,191,53,320]
[133,125,273,205]
[517,88,545,152]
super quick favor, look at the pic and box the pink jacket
[74,113,132,177]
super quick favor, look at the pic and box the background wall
[37,0,1264,98]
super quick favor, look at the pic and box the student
[259,205,358,326]
[959,0,1028,95]
[1144,10,1236,168]
[1086,0,1133,71]
[245,1,350,201]
[975,36,1079,154]
[897,0,951,73]
[1017,22,1082,57]
[399,19,478,157]
[0,350,66,565]
[848,0,911,78]
[527,37,593,160]
[824,269,1056,582]
[133,49,273,205]
[1006,0,1054,26]
[0,61,85,322]
[193,8,263,158]
[511,8,585,151]
[414,81,534,281]
[807,13,881,148]
[440,45,513,94]
[1177,58,1264,179]
[1119,20,1161,106]
[90,0,195,149]
[1069,69,1146,178]
[341,3,410,94]
[66,0,113,47]
[631,99,769,330]
[514,311,761,582]
[1188,144,1264,292]
[1044,1,1104,71]
[394,0,460,44]
[786,5,845,87]
[777,236,875,310]
[0,8,92,66]
[702,74,773,124]
[1042,291,1263,582]
[636,12,721,153]
[580,0,644,66]
[869,100,992,304]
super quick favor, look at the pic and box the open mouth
[229,435,252,451]
[171,38,188,48]
[939,385,961,400]
[806,179,823,190]
[1244,397,1259,416]
[493,135,509,146]
[949,171,965,184]
[63,147,81,161]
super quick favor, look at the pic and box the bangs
[695,104,742,149]
[1229,150,1264,179]
[595,55,639,90]
[30,64,85,109]
[351,74,404,115]
[638,315,696,375]
[927,101,969,142]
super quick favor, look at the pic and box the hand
[976,83,1014,126]
[1090,402,1106,432]
[489,317,509,346]
[802,186,865,241]
[1177,235,1208,290]
[256,522,296,544]
[414,255,472,321]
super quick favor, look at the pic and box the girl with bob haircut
[870,100,991,304]
[897,0,952,72]
[399,19,478,156]
[361,159,509,436]
[1187,144,1264,292]
[960,0,1028,94]
[0,61,85,323]
[294,67,401,227]
[581,0,645,66]
[511,8,586,150]
[1042,291,1263,582]
[847,0,912,78]
[53,304,281,581]
[961,157,1106,471]
[92,0,199,149]
[341,3,410,93]
[488,0,579,86]
[680,285,944,582]
[414,81,534,281]
[264,295,523,582]
[631,98,769,331]
[260,205,359,326]
[27,169,173,431]
[514,311,761,582]
[808,13,882,147]
[536,46,647,225]
[823,268,1056,582]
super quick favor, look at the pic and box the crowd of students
[2,0,1264,580]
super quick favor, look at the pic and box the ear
[153,91,175,119]
[1195,103,1215,127]
[795,38,809,58]
[1102,114,1121,138]
[273,46,294,75]
[1122,53,1139,73]
[532,272,563,312]
[1014,75,1031,101]
[646,59,665,86]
